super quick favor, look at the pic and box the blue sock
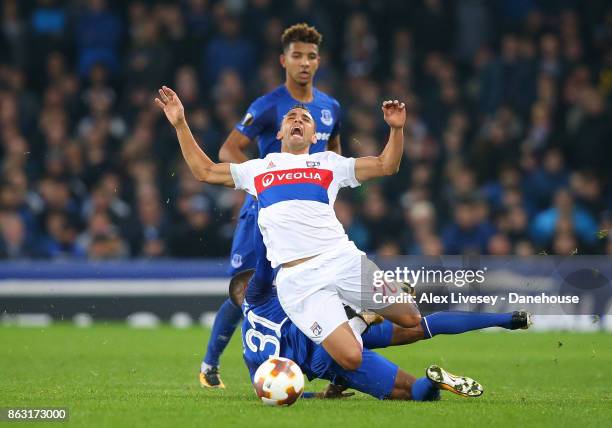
[411,377,440,401]
[203,298,243,367]
[421,311,513,339]
[362,320,394,349]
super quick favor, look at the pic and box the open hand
[154,86,185,128]
[382,99,406,129]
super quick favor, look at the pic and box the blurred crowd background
[0,0,611,260]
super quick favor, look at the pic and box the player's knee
[338,347,362,371]
[395,312,422,328]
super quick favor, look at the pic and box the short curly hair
[281,23,323,51]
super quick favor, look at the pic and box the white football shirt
[230,151,360,267]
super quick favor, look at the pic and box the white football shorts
[275,241,398,344]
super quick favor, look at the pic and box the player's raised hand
[154,86,185,128]
[382,99,406,129]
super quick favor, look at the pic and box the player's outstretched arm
[354,100,406,182]
[155,86,234,187]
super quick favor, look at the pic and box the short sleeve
[234,95,275,140]
[328,152,360,188]
[230,160,259,196]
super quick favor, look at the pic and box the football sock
[348,316,368,335]
[361,320,394,349]
[411,376,440,401]
[353,326,364,349]
[346,319,364,349]
[203,298,243,367]
[421,311,513,339]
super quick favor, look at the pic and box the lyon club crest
[320,109,333,126]
[310,322,322,336]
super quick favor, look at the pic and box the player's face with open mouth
[279,108,316,151]
[282,42,320,86]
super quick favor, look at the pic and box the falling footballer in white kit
[230,151,359,267]
[230,151,401,344]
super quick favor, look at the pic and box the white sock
[348,316,368,335]
[348,318,365,349]
[201,362,215,373]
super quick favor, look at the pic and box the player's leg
[389,369,423,400]
[318,347,482,400]
[360,310,531,350]
[200,298,242,388]
[371,301,421,328]
[418,310,532,339]
[389,310,532,345]
[395,366,483,400]
[335,249,422,328]
[320,322,363,371]
[342,252,530,332]
[200,199,258,388]
[361,320,396,348]
[276,263,364,371]
[319,348,399,399]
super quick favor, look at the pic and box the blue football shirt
[235,85,341,157]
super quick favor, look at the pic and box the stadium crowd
[0,0,611,260]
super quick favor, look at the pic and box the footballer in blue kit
[231,227,529,400]
[200,23,342,387]
[234,224,409,399]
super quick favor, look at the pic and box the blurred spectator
[125,15,171,90]
[515,239,535,256]
[531,189,598,247]
[28,0,68,83]
[0,212,35,259]
[442,197,495,254]
[167,195,224,258]
[420,234,443,256]
[488,233,512,255]
[570,171,606,218]
[75,210,125,258]
[552,231,578,256]
[478,33,536,115]
[335,198,370,250]
[454,0,491,64]
[76,0,123,76]
[413,0,452,54]
[88,229,129,260]
[404,200,437,255]
[343,13,378,78]
[38,211,84,259]
[1,0,27,68]
[524,147,569,210]
[361,186,403,251]
[204,11,255,85]
[565,87,612,176]
[131,185,168,257]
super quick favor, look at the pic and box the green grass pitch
[1,325,610,427]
